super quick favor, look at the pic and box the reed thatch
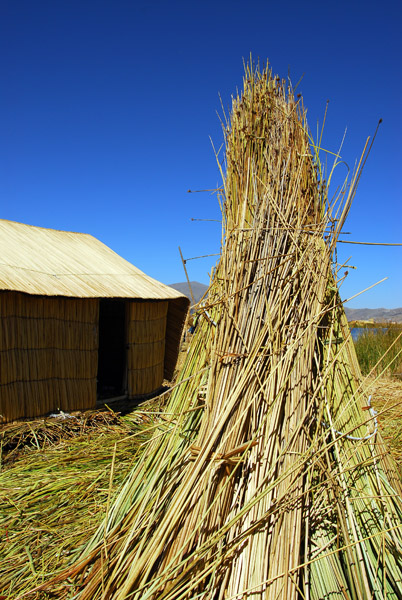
[21,61,402,599]
[0,219,186,300]
[0,221,189,422]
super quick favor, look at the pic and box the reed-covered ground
[369,376,402,474]
[0,407,160,598]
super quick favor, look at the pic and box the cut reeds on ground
[0,407,160,599]
[17,61,402,599]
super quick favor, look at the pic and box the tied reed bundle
[31,61,402,600]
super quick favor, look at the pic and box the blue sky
[1,0,401,308]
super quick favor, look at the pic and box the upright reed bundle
[38,62,402,600]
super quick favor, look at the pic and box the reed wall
[126,300,168,396]
[0,291,98,422]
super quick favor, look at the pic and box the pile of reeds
[28,61,402,600]
[0,409,124,466]
[367,376,402,473]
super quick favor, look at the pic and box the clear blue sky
[1,0,401,308]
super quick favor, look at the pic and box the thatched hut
[0,219,190,423]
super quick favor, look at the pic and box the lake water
[350,327,387,342]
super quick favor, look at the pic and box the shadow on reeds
[96,384,170,415]
[0,409,123,466]
[0,383,172,468]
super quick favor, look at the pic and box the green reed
[354,324,402,376]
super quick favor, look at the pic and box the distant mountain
[344,307,402,323]
[169,281,208,305]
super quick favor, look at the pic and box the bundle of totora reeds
[24,61,402,599]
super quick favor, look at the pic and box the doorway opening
[97,299,126,398]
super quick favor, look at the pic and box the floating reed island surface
[6,61,402,599]
[0,405,164,599]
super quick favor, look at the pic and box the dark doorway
[97,299,126,398]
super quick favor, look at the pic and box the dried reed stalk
[29,61,402,600]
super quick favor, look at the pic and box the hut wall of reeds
[126,300,168,396]
[0,219,189,423]
[0,291,98,422]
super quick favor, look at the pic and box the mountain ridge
[168,281,209,305]
[344,307,402,323]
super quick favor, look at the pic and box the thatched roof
[0,219,187,301]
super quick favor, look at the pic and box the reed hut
[0,219,189,423]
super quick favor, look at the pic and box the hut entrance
[97,299,126,398]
